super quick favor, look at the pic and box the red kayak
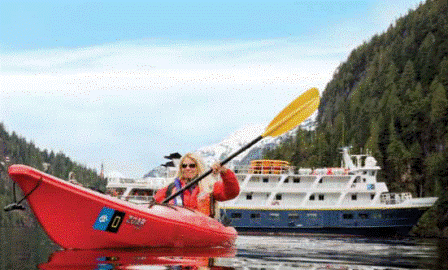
[7,165,237,249]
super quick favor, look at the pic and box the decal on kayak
[126,215,147,229]
[93,207,125,233]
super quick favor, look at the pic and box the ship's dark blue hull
[220,207,429,237]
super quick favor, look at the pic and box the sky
[0,0,424,178]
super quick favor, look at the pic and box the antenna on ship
[340,146,355,170]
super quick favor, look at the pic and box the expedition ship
[220,148,437,236]
[106,148,437,236]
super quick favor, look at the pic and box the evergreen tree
[429,80,448,150]
[364,119,380,158]
[439,57,448,89]
[424,151,448,197]
[401,30,417,66]
[401,83,428,147]
[417,32,438,86]
[387,121,410,191]
[399,60,417,98]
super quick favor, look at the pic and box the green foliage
[430,80,448,126]
[424,151,448,197]
[311,0,448,193]
[0,123,106,227]
[412,189,448,237]
[266,0,448,236]
[439,57,448,88]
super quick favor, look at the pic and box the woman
[153,153,240,217]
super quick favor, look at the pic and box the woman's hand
[211,162,228,175]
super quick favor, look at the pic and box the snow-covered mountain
[196,115,316,167]
[197,123,284,167]
[144,121,311,177]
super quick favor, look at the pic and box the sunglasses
[181,163,197,169]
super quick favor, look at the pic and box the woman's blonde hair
[176,152,217,193]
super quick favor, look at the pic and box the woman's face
[180,157,198,181]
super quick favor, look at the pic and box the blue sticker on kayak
[93,207,125,233]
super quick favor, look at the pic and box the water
[1,227,447,270]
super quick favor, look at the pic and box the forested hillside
[318,0,448,196]
[0,123,105,226]
[265,0,448,236]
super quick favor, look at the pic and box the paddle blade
[262,87,320,137]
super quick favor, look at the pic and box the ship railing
[121,195,153,204]
[232,165,351,176]
[107,177,150,184]
[107,177,134,184]
[233,165,295,175]
[107,177,172,188]
[380,192,412,205]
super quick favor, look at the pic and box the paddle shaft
[162,135,263,203]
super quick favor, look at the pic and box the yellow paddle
[162,87,320,204]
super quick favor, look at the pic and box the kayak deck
[8,164,237,249]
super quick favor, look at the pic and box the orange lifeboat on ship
[249,160,289,174]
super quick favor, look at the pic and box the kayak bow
[7,165,237,249]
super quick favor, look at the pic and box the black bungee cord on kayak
[3,177,43,212]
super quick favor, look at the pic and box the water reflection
[235,235,441,269]
[0,227,58,270]
[1,227,448,270]
[38,247,236,270]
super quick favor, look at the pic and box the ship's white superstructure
[221,147,436,210]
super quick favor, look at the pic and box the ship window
[263,177,269,183]
[359,213,369,219]
[351,194,357,200]
[370,194,375,200]
[284,177,289,183]
[132,189,152,196]
[246,193,252,200]
[293,177,300,183]
[343,213,354,219]
[276,194,282,200]
[230,213,242,219]
[250,213,261,219]
[288,213,300,219]
[109,188,126,196]
[269,213,280,219]
[318,194,324,201]
[310,195,315,200]
[318,179,323,183]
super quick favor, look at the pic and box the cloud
[1,38,345,177]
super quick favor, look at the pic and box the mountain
[197,124,276,166]
[144,119,315,177]
[264,0,448,195]
[198,112,317,166]
[259,0,448,237]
